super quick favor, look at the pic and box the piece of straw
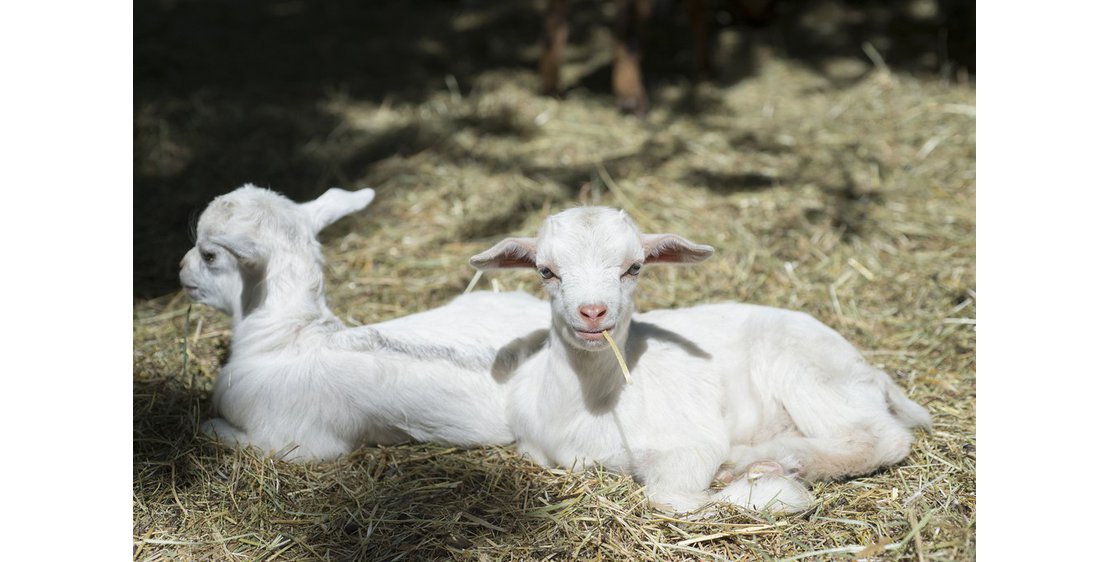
[181,304,192,390]
[602,330,633,385]
[463,270,483,294]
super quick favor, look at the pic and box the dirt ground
[134,0,975,559]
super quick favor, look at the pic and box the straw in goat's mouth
[602,330,633,385]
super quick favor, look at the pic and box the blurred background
[134,0,973,298]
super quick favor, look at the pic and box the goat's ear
[469,238,538,270]
[642,234,715,265]
[302,187,376,234]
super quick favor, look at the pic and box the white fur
[180,184,550,461]
[471,206,931,514]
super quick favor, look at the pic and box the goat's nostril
[578,305,608,320]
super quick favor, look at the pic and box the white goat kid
[470,207,931,514]
[180,184,550,461]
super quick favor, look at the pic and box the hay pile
[134,1,974,559]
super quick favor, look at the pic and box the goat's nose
[578,304,608,321]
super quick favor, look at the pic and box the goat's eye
[538,266,556,280]
[625,263,642,277]
[201,251,216,264]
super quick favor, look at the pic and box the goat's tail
[883,375,933,431]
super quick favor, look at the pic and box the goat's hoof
[714,464,738,484]
[745,460,785,481]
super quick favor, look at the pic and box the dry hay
[134,1,974,559]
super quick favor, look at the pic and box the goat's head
[179,184,376,317]
[470,207,713,351]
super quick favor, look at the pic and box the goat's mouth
[573,327,614,342]
[181,283,200,298]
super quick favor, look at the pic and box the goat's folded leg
[715,458,791,483]
[200,416,352,462]
[200,417,250,447]
[730,376,921,481]
[712,460,813,513]
[727,421,915,482]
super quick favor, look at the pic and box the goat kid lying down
[179,184,550,461]
[470,206,931,514]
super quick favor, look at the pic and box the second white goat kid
[180,184,550,462]
[470,207,931,514]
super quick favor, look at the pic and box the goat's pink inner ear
[469,238,538,270]
[642,234,715,264]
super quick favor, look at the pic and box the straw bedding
[134,1,974,559]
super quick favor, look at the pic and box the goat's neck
[234,253,340,341]
[547,311,634,414]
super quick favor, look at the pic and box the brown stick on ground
[539,0,569,97]
[612,0,653,116]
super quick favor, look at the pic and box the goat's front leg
[612,0,652,115]
[540,0,569,97]
[636,446,722,514]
